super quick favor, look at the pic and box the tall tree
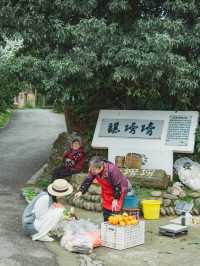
[0,36,23,112]
[0,1,199,131]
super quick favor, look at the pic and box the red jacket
[80,161,128,211]
[63,147,85,173]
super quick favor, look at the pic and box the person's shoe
[38,235,54,242]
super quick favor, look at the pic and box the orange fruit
[112,217,119,225]
[119,221,126,226]
[123,217,129,224]
[129,220,138,225]
[108,216,114,224]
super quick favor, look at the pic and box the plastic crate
[101,221,145,250]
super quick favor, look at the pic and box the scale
[159,224,188,238]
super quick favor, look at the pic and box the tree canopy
[0,0,200,129]
[0,36,23,112]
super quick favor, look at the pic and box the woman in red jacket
[75,156,129,221]
[51,137,85,182]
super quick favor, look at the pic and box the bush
[0,110,12,127]
[23,101,34,109]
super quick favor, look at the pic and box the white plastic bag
[60,219,100,254]
[175,200,193,215]
[174,157,193,173]
[170,212,193,226]
[174,157,200,191]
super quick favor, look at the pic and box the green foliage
[0,110,11,127]
[35,178,50,189]
[0,0,200,131]
[195,127,200,153]
[0,36,24,112]
[23,101,34,109]
[134,184,156,201]
[22,187,38,201]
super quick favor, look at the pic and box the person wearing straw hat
[22,179,73,242]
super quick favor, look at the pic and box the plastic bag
[60,219,101,254]
[170,212,193,226]
[174,157,193,173]
[174,157,200,191]
[175,200,193,215]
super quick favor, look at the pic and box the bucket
[142,200,161,220]
[123,195,139,209]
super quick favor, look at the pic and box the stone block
[163,199,171,207]
[163,193,178,200]
[151,191,162,197]
[122,168,170,189]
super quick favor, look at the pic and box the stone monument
[92,110,199,178]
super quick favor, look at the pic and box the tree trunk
[64,103,71,133]
[34,89,37,107]
[126,95,135,109]
[42,95,46,107]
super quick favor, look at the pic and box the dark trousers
[103,208,113,222]
[51,166,72,182]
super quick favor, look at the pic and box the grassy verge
[0,110,12,128]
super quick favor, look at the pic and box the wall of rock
[153,190,200,216]
[66,173,200,217]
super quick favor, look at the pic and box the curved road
[0,109,66,189]
[0,109,66,266]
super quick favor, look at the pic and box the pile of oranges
[108,212,138,226]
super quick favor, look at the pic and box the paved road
[0,109,66,266]
[0,109,66,189]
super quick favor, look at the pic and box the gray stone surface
[150,191,162,197]
[167,187,172,193]
[190,192,200,199]
[160,207,166,216]
[169,207,175,216]
[194,198,200,208]
[178,191,186,198]
[163,199,171,207]
[192,208,199,216]
[163,193,178,200]
[27,163,48,185]
[77,255,104,266]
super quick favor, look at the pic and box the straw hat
[47,179,73,197]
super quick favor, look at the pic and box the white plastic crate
[101,221,145,250]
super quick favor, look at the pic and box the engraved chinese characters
[99,119,164,139]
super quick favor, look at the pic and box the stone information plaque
[99,119,164,139]
[166,115,192,146]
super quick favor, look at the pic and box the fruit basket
[101,220,145,250]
